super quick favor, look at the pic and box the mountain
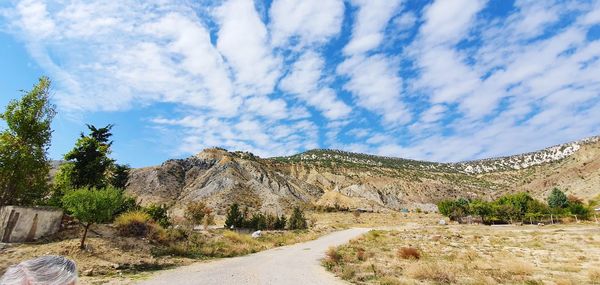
[125,136,600,215]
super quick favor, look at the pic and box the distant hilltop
[124,135,600,215]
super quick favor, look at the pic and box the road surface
[138,228,371,285]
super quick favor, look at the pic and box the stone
[251,230,262,238]
[438,219,447,225]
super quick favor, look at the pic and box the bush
[114,211,152,237]
[356,247,367,261]
[116,195,139,215]
[288,207,308,230]
[143,204,171,228]
[398,247,421,259]
[323,247,342,269]
[184,201,207,226]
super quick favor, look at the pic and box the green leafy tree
[469,200,492,224]
[437,199,469,221]
[496,192,535,221]
[567,195,591,219]
[225,203,244,229]
[547,188,568,209]
[61,124,115,189]
[0,77,56,207]
[288,207,307,230]
[62,186,124,249]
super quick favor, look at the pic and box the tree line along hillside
[438,188,598,224]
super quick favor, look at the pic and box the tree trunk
[80,223,91,249]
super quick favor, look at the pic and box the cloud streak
[2,0,599,162]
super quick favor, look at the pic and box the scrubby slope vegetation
[126,136,600,214]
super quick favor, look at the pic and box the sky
[0,0,599,168]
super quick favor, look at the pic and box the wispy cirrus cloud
[1,0,599,163]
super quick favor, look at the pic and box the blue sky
[1,0,599,167]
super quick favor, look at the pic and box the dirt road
[138,228,371,285]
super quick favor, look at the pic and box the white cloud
[337,54,410,124]
[269,0,345,47]
[343,0,403,55]
[280,51,351,120]
[420,0,487,45]
[3,0,600,163]
[14,0,55,38]
[214,0,281,96]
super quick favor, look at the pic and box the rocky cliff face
[126,136,600,214]
[126,148,322,216]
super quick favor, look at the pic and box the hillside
[125,136,600,215]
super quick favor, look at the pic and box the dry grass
[589,268,600,284]
[397,247,420,260]
[404,261,456,283]
[324,223,600,284]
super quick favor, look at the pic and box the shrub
[323,246,342,269]
[114,211,152,237]
[225,203,244,229]
[398,247,421,259]
[185,201,207,226]
[142,204,171,228]
[589,268,600,284]
[356,247,367,261]
[202,207,215,229]
[62,186,124,249]
[116,195,140,215]
[288,207,308,230]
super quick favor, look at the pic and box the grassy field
[324,223,600,285]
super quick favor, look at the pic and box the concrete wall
[0,206,63,243]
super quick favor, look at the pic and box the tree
[0,77,56,207]
[469,200,492,224]
[62,187,124,249]
[548,188,568,209]
[275,215,287,230]
[184,201,207,227]
[60,124,115,189]
[496,192,535,221]
[225,203,244,229]
[288,207,308,230]
[567,194,591,220]
[110,164,130,189]
[437,199,469,221]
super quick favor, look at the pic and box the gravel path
[138,228,371,285]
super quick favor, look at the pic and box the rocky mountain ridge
[274,136,600,174]
[125,136,600,215]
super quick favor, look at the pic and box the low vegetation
[224,203,304,230]
[438,189,593,224]
[324,224,600,284]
